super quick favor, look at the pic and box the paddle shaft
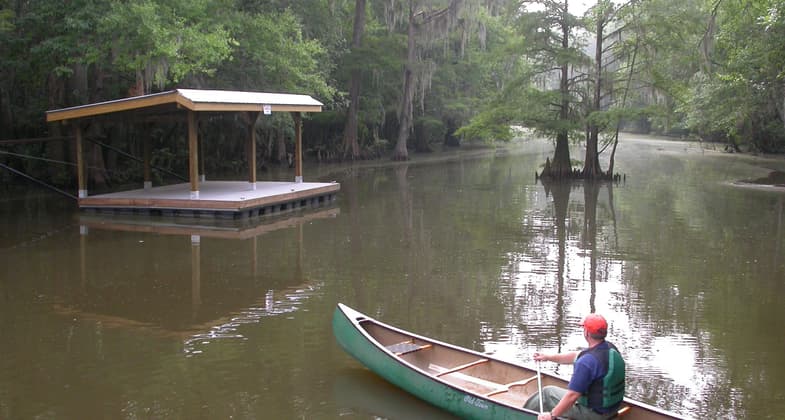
[536,360,544,413]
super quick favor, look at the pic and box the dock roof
[46,88,323,122]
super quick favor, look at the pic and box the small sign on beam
[263,105,272,115]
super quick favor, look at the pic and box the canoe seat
[387,341,433,356]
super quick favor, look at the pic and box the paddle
[536,359,544,414]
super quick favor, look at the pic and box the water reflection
[3,137,785,418]
[55,208,338,346]
[333,369,457,419]
[478,140,785,419]
[183,282,322,356]
[483,175,705,414]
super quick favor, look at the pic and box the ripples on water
[183,284,323,356]
[3,137,785,419]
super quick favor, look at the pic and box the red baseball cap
[581,313,608,335]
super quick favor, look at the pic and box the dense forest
[2,0,785,187]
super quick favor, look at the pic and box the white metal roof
[46,89,323,122]
[177,89,323,107]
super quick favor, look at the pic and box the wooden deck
[79,180,340,219]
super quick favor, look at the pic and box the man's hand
[537,412,553,420]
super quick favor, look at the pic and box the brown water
[1,135,784,419]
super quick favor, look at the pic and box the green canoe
[332,303,687,420]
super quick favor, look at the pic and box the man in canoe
[525,313,625,419]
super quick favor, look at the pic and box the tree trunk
[610,13,640,178]
[46,72,69,183]
[344,73,362,159]
[276,126,287,164]
[89,140,109,190]
[392,3,416,161]
[583,6,604,178]
[342,0,366,160]
[552,131,572,176]
[542,0,573,178]
[0,82,12,139]
[583,180,600,310]
[545,177,570,318]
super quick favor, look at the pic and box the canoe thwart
[484,375,539,397]
[387,341,433,356]
[506,375,539,387]
[435,358,489,377]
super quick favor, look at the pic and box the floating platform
[79,180,340,219]
[78,206,339,240]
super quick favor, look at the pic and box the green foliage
[605,0,703,136]
[0,7,13,33]
[454,1,592,148]
[455,108,514,143]
[219,9,334,99]
[5,0,785,176]
[98,0,233,88]
[414,116,446,146]
[586,107,651,133]
[620,0,785,151]
[672,0,785,151]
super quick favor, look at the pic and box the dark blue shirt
[567,342,609,396]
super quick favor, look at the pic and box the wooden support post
[251,236,258,277]
[74,124,87,198]
[187,111,199,198]
[292,111,303,183]
[79,225,88,290]
[143,129,152,190]
[191,235,202,312]
[295,223,304,279]
[247,112,259,189]
[199,128,206,182]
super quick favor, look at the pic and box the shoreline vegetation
[3,135,784,202]
[5,2,785,171]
